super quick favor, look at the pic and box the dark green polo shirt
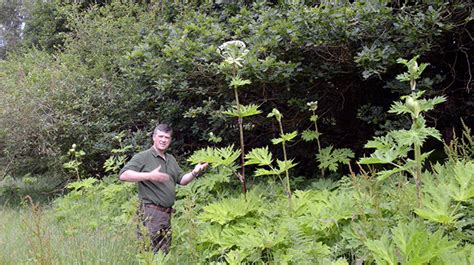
[119,147,184,207]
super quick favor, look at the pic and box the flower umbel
[307,101,318,112]
[217,40,249,67]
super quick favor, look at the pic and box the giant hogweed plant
[217,40,262,193]
[359,56,446,206]
[53,132,137,234]
[302,101,354,178]
[245,108,298,208]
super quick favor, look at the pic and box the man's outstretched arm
[180,163,209,185]
[120,165,170,183]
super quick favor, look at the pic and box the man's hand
[180,162,209,185]
[148,165,170,182]
[191,162,209,177]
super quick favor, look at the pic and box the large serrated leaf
[245,147,273,166]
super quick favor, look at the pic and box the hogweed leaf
[271,138,284,145]
[187,145,240,167]
[245,147,273,166]
[392,221,457,264]
[317,146,354,172]
[230,77,251,89]
[301,129,321,141]
[396,56,429,82]
[254,168,279,176]
[281,131,298,142]
[365,234,398,265]
[450,161,474,202]
[276,159,298,173]
[364,135,396,150]
[376,167,404,181]
[198,191,261,225]
[417,96,447,112]
[415,181,462,225]
[391,126,442,147]
[223,104,262,118]
[267,108,283,121]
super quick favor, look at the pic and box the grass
[0,173,201,264]
[0,204,140,265]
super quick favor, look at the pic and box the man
[119,124,208,254]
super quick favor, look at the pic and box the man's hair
[153,123,173,136]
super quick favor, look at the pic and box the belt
[144,203,176,214]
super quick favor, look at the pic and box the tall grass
[0,204,139,264]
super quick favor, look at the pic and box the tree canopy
[0,0,472,178]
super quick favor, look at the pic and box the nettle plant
[302,101,354,177]
[217,40,262,193]
[359,56,446,206]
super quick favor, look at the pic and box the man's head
[152,124,173,153]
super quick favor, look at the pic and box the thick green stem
[233,86,247,194]
[414,142,422,207]
[313,110,324,178]
[412,111,422,207]
[278,120,292,208]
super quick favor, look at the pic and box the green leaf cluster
[187,145,240,167]
[316,146,354,172]
[366,221,457,265]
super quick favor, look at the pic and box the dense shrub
[0,0,472,179]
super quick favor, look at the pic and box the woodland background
[0,1,473,264]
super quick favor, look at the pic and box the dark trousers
[137,204,172,254]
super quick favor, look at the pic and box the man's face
[153,130,172,152]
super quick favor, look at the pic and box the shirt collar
[150,147,167,160]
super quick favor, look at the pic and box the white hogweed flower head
[307,101,318,112]
[217,40,249,67]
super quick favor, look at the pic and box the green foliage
[229,76,251,89]
[1,0,469,180]
[1,2,472,264]
[366,221,458,265]
[22,1,68,52]
[187,145,240,167]
[271,131,298,145]
[316,146,354,172]
[222,103,262,118]
[245,146,273,166]
[0,174,62,205]
[62,144,86,180]
[301,129,321,141]
[396,56,429,85]
[414,160,474,226]
[198,190,262,226]
[360,56,446,185]
[53,177,137,234]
